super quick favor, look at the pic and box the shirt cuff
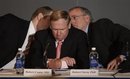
[120,55,126,62]
[61,60,68,69]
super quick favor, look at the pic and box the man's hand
[107,56,121,70]
[61,57,76,67]
[48,59,61,69]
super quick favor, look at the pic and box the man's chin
[57,38,63,41]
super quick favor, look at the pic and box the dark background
[0,0,130,29]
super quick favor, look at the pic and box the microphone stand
[43,43,50,68]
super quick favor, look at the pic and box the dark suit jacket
[0,13,29,67]
[25,26,89,69]
[88,18,130,68]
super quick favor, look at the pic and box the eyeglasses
[70,14,85,20]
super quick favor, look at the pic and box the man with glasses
[26,10,89,69]
[69,6,130,70]
[0,6,53,68]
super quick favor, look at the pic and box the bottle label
[15,59,22,68]
[15,48,25,74]
[90,59,98,68]
[15,59,24,74]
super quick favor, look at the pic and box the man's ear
[37,13,44,20]
[85,15,90,22]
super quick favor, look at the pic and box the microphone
[43,42,50,68]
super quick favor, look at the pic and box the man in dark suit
[0,6,53,68]
[26,10,89,69]
[69,6,130,70]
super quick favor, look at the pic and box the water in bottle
[122,41,129,60]
[89,47,99,69]
[14,48,25,74]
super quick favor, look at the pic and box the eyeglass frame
[70,14,86,20]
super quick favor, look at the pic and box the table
[0,69,130,79]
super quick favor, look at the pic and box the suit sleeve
[0,14,23,67]
[25,31,48,68]
[95,18,130,42]
[95,18,130,54]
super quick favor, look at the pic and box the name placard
[24,69,52,77]
[70,69,99,76]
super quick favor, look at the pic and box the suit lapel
[18,21,30,48]
[88,23,94,47]
[60,29,73,58]
[47,33,56,58]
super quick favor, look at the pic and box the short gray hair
[69,6,93,22]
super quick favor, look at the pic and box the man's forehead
[70,10,83,15]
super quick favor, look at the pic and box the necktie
[86,33,91,52]
[56,41,62,59]
[23,34,34,55]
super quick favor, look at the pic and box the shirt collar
[85,24,89,33]
[28,21,36,35]
[55,40,64,47]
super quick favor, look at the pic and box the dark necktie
[86,33,91,52]
[23,34,34,55]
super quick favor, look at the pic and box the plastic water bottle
[122,41,129,60]
[125,42,129,58]
[15,48,25,74]
[89,47,99,69]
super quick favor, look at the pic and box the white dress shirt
[21,21,36,51]
[2,21,36,69]
[85,25,89,33]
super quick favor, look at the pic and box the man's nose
[57,30,61,36]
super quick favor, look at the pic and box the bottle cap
[18,48,22,51]
[92,47,96,51]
